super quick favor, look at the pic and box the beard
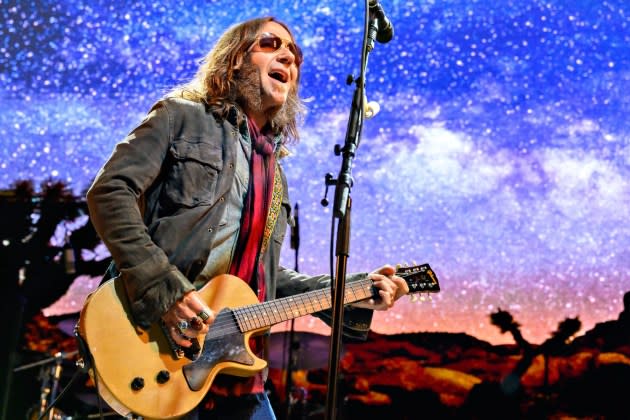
[233,61,303,134]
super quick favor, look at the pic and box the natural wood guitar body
[78,275,266,419]
[77,264,439,419]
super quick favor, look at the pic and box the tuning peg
[420,295,426,302]
[410,294,418,303]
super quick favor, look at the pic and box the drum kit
[10,330,120,420]
[10,325,329,419]
[14,351,77,420]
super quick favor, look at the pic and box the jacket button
[219,196,225,202]
[208,226,214,232]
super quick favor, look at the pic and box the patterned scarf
[228,117,276,302]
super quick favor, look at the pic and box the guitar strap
[260,162,283,256]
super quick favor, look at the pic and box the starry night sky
[2,0,629,344]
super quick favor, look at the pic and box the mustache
[233,62,303,136]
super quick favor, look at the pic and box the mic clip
[321,173,337,207]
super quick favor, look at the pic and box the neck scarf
[228,117,276,302]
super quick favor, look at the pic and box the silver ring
[197,310,211,321]
[177,320,189,332]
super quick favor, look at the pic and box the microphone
[368,0,394,44]
[290,203,300,251]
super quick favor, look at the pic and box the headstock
[396,263,440,302]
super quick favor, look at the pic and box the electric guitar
[76,264,440,419]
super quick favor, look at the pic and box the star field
[2,0,629,344]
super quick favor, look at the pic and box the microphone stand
[324,5,380,419]
[285,203,299,420]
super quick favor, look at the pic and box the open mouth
[268,70,288,83]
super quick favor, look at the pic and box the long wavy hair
[166,16,305,142]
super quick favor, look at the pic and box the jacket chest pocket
[161,137,223,208]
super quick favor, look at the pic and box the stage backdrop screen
[1,0,629,345]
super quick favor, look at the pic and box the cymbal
[267,331,343,370]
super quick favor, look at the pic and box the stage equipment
[319,1,398,419]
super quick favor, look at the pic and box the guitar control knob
[156,370,170,384]
[131,377,145,391]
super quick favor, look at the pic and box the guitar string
[203,269,429,336]
[197,279,375,338]
[202,283,364,336]
[166,269,430,356]
[194,269,427,338]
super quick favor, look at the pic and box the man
[86,16,408,419]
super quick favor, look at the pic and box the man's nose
[276,47,296,65]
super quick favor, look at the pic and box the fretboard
[233,279,374,333]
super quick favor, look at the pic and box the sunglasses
[248,33,303,66]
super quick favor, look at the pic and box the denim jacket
[86,97,373,339]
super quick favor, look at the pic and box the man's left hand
[351,264,409,311]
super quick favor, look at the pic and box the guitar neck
[231,263,440,333]
[233,278,375,333]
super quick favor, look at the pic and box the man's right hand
[161,290,215,348]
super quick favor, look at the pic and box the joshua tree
[489,309,581,395]
[490,308,534,395]
[490,308,533,353]
[19,179,80,317]
[539,317,581,391]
